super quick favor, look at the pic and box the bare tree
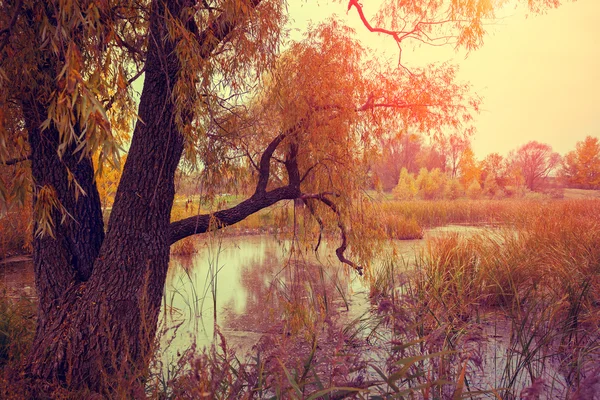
[512,141,561,190]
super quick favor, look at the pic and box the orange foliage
[561,136,600,189]
[94,153,126,211]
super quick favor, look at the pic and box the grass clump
[0,293,35,398]
[381,214,423,240]
[0,293,34,367]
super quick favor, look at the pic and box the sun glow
[287,0,600,158]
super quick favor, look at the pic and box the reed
[375,199,600,398]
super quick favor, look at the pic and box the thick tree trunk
[25,1,185,394]
[22,96,105,331]
[21,0,294,394]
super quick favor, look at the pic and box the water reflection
[161,235,367,357]
[161,236,278,353]
[0,225,489,357]
[160,225,482,356]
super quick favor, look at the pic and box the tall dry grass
[380,198,523,228]
[371,199,600,398]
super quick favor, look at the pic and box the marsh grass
[381,214,424,240]
[371,199,600,398]
[380,198,527,229]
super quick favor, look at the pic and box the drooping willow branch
[302,198,325,252]
[169,85,456,271]
[188,0,263,60]
[301,193,363,275]
[103,66,146,111]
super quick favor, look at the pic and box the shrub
[416,168,447,200]
[444,178,464,200]
[466,179,482,199]
[482,173,500,198]
[392,168,417,200]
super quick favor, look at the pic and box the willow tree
[0,0,563,394]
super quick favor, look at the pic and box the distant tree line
[371,134,600,199]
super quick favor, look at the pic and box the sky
[286,0,600,158]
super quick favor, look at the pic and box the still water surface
[161,225,488,356]
[0,225,487,357]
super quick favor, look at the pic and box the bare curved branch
[301,193,363,276]
[169,185,301,243]
[169,119,363,275]
[347,0,401,42]
[170,123,300,242]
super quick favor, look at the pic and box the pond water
[158,232,428,359]
[0,225,489,358]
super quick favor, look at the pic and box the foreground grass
[370,199,600,398]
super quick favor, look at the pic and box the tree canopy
[561,136,600,189]
[511,140,561,191]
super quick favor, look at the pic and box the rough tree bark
[24,0,187,393]
[22,96,105,328]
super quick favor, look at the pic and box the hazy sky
[286,0,600,158]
